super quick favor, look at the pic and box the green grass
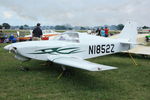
[0,43,150,100]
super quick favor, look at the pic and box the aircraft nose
[4,44,12,50]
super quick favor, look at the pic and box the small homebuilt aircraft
[4,21,137,71]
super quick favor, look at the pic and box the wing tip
[93,67,118,71]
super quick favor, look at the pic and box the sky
[0,0,150,26]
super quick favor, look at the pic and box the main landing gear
[57,65,66,80]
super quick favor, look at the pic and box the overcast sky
[0,0,150,26]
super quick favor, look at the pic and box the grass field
[0,43,150,100]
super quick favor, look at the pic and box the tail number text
[89,44,114,54]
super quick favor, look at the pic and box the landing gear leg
[57,66,66,80]
[128,51,138,66]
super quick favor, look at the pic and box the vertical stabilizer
[119,21,138,43]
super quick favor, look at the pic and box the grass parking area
[0,43,150,100]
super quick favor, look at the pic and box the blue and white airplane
[4,21,137,71]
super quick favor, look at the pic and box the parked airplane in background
[17,30,59,41]
[4,21,137,71]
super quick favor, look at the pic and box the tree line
[0,22,149,30]
[0,23,11,29]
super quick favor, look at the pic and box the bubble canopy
[53,32,79,43]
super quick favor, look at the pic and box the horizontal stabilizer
[120,41,133,45]
[120,41,144,45]
[48,56,117,71]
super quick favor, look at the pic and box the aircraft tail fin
[119,21,138,44]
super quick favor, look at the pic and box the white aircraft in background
[4,21,137,71]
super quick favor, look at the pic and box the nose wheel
[19,61,30,71]
[20,66,30,71]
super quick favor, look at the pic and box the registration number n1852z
[89,44,114,54]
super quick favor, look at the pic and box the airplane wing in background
[47,56,117,71]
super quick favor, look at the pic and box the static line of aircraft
[4,21,138,71]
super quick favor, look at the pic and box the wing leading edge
[47,56,117,71]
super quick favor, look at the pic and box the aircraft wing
[47,56,117,71]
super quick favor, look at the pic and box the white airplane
[4,21,137,71]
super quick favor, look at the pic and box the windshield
[53,32,79,43]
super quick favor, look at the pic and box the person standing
[96,28,101,36]
[32,23,43,41]
[104,27,109,37]
[100,27,105,37]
